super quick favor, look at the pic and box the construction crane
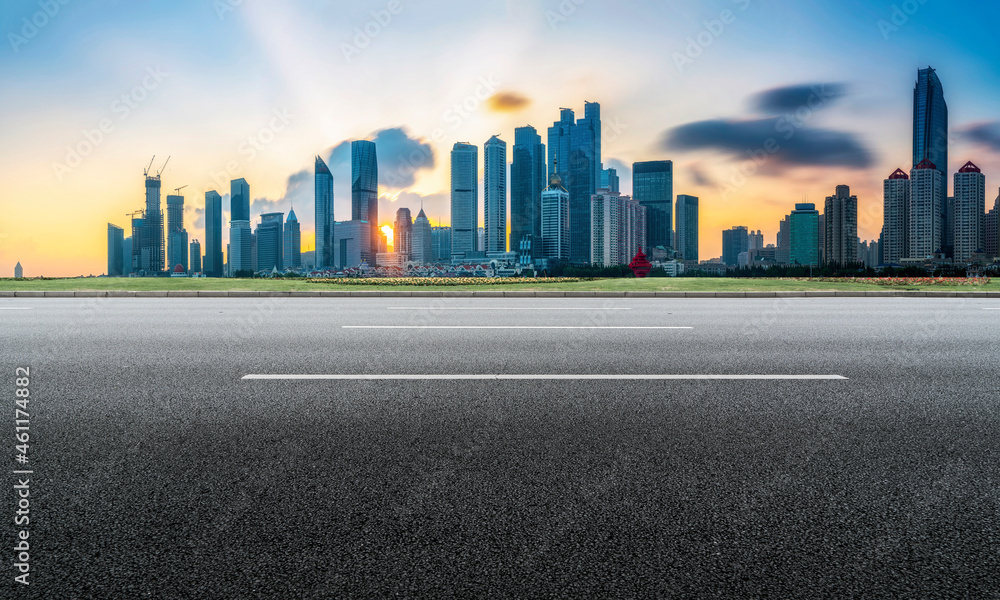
[174,185,188,195]
[156,156,171,177]
[143,156,156,176]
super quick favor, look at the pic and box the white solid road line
[342,325,691,330]
[385,307,633,310]
[983,308,1000,310]
[0,307,32,310]
[243,374,848,381]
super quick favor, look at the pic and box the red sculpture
[629,248,652,278]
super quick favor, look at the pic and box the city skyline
[3,1,1000,276]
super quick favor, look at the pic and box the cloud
[687,162,715,187]
[960,121,1000,152]
[663,117,874,169]
[752,83,847,115]
[322,127,435,192]
[487,91,531,112]
[381,191,450,226]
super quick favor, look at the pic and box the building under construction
[130,157,168,274]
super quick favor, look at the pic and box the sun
[381,225,394,251]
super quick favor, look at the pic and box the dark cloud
[961,121,1000,152]
[752,83,847,115]
[322,127,435,192]
[687,162,715,187]
[663,117,874,169]
[487,91,531,112]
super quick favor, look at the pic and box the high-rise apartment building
[953,162,985,263]
[510,126,546,256]
[633,161,674,250]
[315,156,334,270]
[984,192,1000,258]
[824,185,858,265]
[591,190,646,267]
[484,135,507,253]
[352,141,378,264]
[675,194,699,262]
[548,102,601,263]
[882,169,910,264]
[450,142,479,256]
[910,159,945,258]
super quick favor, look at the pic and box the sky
[2,0,1000,276]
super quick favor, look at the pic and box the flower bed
[799,277,991,287]
[307,277,589,287]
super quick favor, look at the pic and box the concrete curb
[3,290,1000,299]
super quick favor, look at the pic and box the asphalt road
[2,297,999,599]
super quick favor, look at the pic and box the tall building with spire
[540,169,569,260]
[411,208,433,264]
[283,208,301,269]
[548,102,601,263]
[953,162,985,263]
[882,169,910,264]
[824,185,858,265]
[314,156,334,269]
[450,142,479,256]
[351,140,378,264]
[484,135,507,253]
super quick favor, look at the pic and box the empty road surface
[2,297,999,598]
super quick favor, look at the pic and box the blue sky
[2,0,999,274]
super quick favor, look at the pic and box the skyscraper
[204,191,224,277]
[721,226,748,266]
[882,169,910,264]
[600,168,620,193]
[189,239,202,274]
[141,172,164,272]
[484,135,507,253]
[166,193,187,272]
[984,192,999,259]
[229,178,252,275]
[953,162,985,263]
[789,204,820,267]
[314,156,334,270]
[283,208,301,269]
[411,209,433,264]
[255,212,284,272]
[910,159,945,258]
[352,141,378,264]
[748,230,765,251]
[548,102,601,263]
[540,171,570,260]
[230,178,250,222]
[394,207,412,257]
[431,226,452,262]
[450,142,479,256]
[14,262,22,278]
[633,161,674,250]
[510,126,546,255]
[824,185,858,265]
[107,223,124,276]
[913,67,948,188]
[334,220,371,269]
[675,194,699,262]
